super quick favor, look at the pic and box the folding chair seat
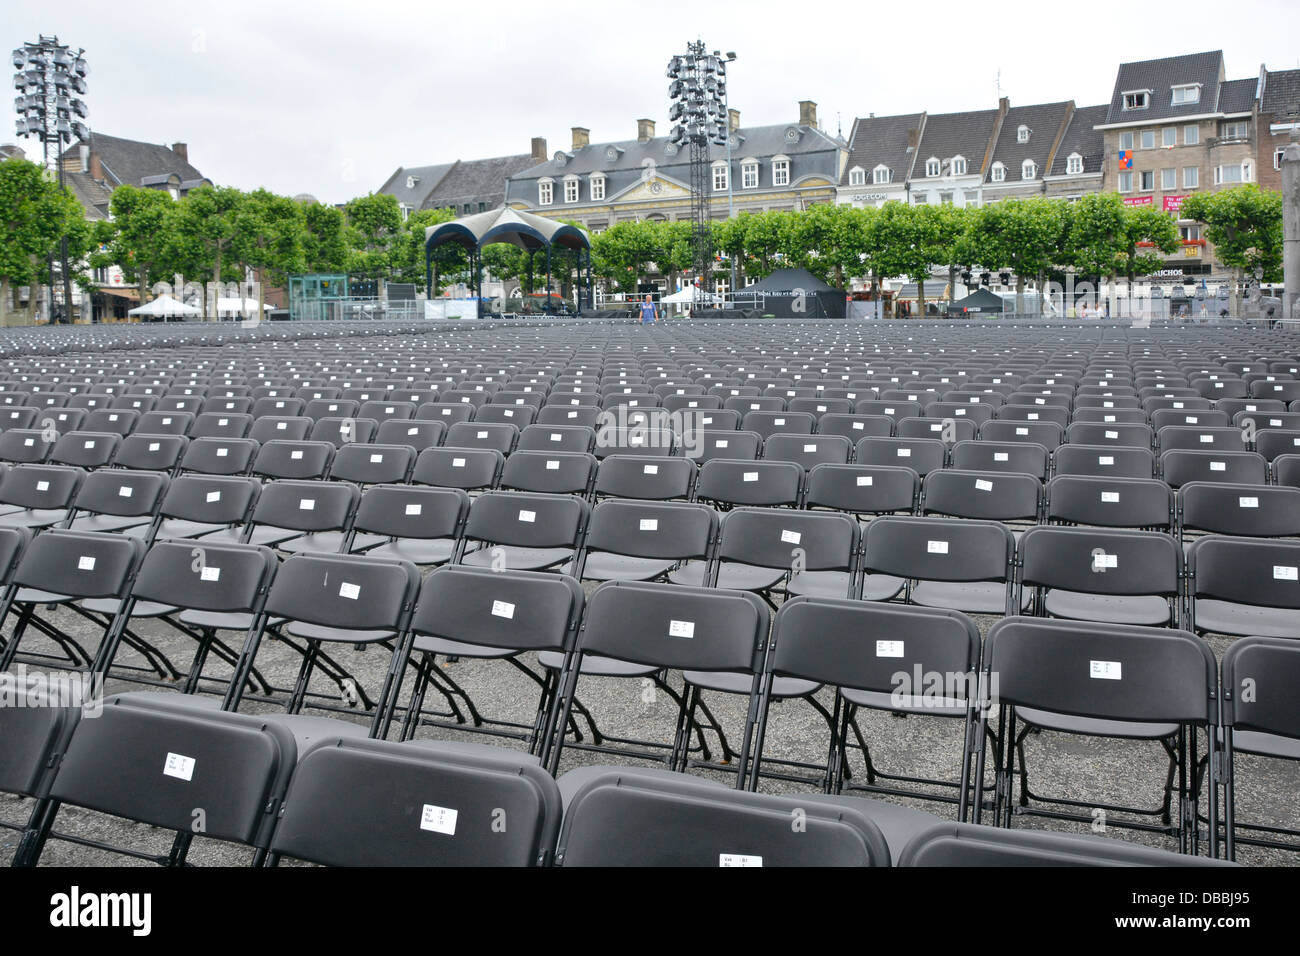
[251,396,306,419]
[921,469,1039,527]
[65,468,168,534]
[570,499,716,584]
[517,424,595,454]
[854,436,946,476]
[1046,475,1173,530]
[327,442,415,485]
[1018,525,1181,626]
[950,440,1048,480]
[474,404,537,428]
[190,412,253,440]
[374,418,445,451]
[303,398,360,423]
[1220,637,1300,858]
[266,735,563,867]
[978,419,1064,451]
[444,420,518,455]
[1150,408,1230,431]
[82,408,139,436]
[670,507,857,600]
[975,617,1218,855]
[412,446,503,491]
[535,404,601,428]
[251,440,335,481]
[1161,449,1266,488]
[249,415,312,444]
[543,581,770,777]
[11,692,298,866]
[344,484,469,566]
[899,822,1233,866]
[108,433,186,473]
[895,416,976,443]
[200,478,359,552]
[860,515,1017,613]
[694,458,801,509]
[1187,535,1300,639]
[553,766,891,867]
[748,597,980,833]
[0,528,147,675]
[202,396,254,416]
[1274,453,1300,488]
[456,491,587,573]
[1179,481,1300,545]
[1071,406,1147,425]
[500,450,597,496]
[1066,422,1155,449]
[48,431,119,469]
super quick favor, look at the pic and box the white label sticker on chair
[518,510,536,523]
[206,491,221,503]
[163,752,196,781]
[276,422,288,430]
[742,471,758,482]
[896,448,911,458]
[161,417,173,425]
[781,529,802,545]
[856,476,873,487]
[1034,398,1046,406]
[291,450,304,460]
[639,519,659,532]
[1273,566,1298,581]
[929,424,942,432]
[549,433,563,442]
[1104,415,1116,423]
[83,440,95,449]
[1105,431,1119,440]
[1099,456,1114,465]
[852,422,864,430]
[1089,660,1122,680]
[643,464,659,475]
[405,503,422,516]
[803,444,817,453]
[927,540,948,554]
[1239,497,1259,509]
[669,619,695,639]
[299,499,315,511]
[200,566,221,582]
[476,431,489,439]
[975,479,993,492]
[1210,461,1226,472]
[773,418,786,426]
[1103,402,1114,409]
[1101,492,1120,503]
[1199,434,1213,443]
[719,853,762,867]
[339,582,360,600]
[1093,552,1117,569]
[118,485,134,498]
[542,460,560,472]
[1186,416,1199,424]
[35,480,49,491]
[884,408,895,415]
[1015,428,1028,436]
[1027,413,1039,420]
[491,600,515,619]
[407,427,420,436]
[452,458,466,468]
[369,454,384,464]
[77,556,96,571]
[993,453,1008,462]
[876,640,904,658]
[420,804,458,835]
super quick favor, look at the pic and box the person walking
[639,294,658,325]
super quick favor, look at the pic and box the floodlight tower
[13,36,89,324]
[667,41,729,311]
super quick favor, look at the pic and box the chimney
[89,150,103,181]
[998,96,1009,115]
[531,136,548,161]
[907,127,921,150]
[637,119,655,142]
[571,127,590,150]
[78,143,89,173]
[728,109,740,133]
[799,100,818,128]
[171,142,188,163]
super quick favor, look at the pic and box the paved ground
[1,597,1294,867]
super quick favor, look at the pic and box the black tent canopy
[946,288,1007,315]
[736,268,847,319]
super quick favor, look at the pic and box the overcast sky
[8,0,1300,205]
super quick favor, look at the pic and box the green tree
[966,198,1069,314]
[231,189,304,319]
[391,208,455,291]
[1181,185,1283,315]
[167,185,244,316]
[90,185,177,320]
[344,192,403,283]
[924,204,972,309]
[591,220,661,295]
[0,159,89,325]
[300,201,349,274]
[867,202,933,316]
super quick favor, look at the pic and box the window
[772,156,790,186]
[462,203,471,215]
[939,191,954,205]
[1162,127,1177,147]
[563,178,579,202]
[1171,84,1201,106]
[406,175,417,189]
[1066,153,1084,175]
[590,175,605,201]
[399,203,413,221]
[963,189,979,205]
[951,156,967,175]
[872,164,891,185]
[742,161,759,188]
[712,162,729,191]
[1119,131,1135,151]
[478,202,486,212]
[990,161,1006,182]
[1140,170,1154,191]
[1184,125,1200,145]
[1140,130,1156,149]
[1017,125,1030,143]
[1277,149,1287,171]
[715,276,730,297]
[925,157,941,177]
[1214,162,1251,184]
[1021,159,1036,180]
[1220,120,1249,141]
[1161,168,1177,190]
[538,179,553,205]
[1179,223,1202,242]
[1123,91,1150,110]
[848,166,865,186]
[1183,166,1199,189]
[1118,170,1133,192]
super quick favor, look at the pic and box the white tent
[662,288,724,305]
[216,297,274,315]
[128,294,200,319]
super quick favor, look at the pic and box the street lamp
[13,36,88,325]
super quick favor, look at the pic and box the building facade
[1257,67,1300,193]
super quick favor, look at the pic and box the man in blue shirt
[639,295,658,324]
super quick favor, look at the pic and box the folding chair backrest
[1046,475,1173,529]
[1019,525,1180,597]
[374,418,445,451]
[0,667,77,798]
[921,469,1039,522]
[49,431,119,468]
[584,499,717,561]
[517,424,595,454]
[445,421,518,454]
[696,459,802,507]
[717,507,857,571]
[1180,481,1300,537]
[131,540,277,613]
[351,484,468,540]
[158,474,261,526]
[899,822,1234,866]
[1160,449,1267,488]
[500,450,597,495]
[593,455,695,500]
[462,491,587,549]
[180,437,258,476]
[862,516,1013,583]
[762,434,852,471]
[949,440,1048,479]
[252,440,336,480]
[1221,637,1300,742]
[327,442,416,485]
[250,479,359,534]
[1054,444,1155,479]
[71,468,168,519]
[12,528,146,599]
[0,464,83,511]
[854,437,947,476]
[1188,535,1300,610]
[804,463,917,516]
[249,416,313,444]
[135,411,195,436]
[112,433,187,472]
[412,446,503,491]
[264,552,419,631]
[689,429,761,462]
[410,565,584,654]
[978,419,1064,451]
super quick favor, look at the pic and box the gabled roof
[986,101,1071,183]
[377,163,455,207]
[422,154,537,210]
[1103,50,1225,125]
[840,112,924,186]
[1261,68,1300,117]
[60,132,206,188]
[62,170,115,220]
[1218,77,1258,115]
[1048,104,1108,176]
[911,109,999,177]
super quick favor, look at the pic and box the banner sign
[1122,196,1153,206]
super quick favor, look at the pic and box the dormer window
[563,176,579,203]
[1021,159,1036,180]
[848,166,865,186]
[1016,125,1030,143]
[771,155,790,186]
[538,178,554,205]
[990,162,1006,183]
[590,174,605,201]
[1122,90,1150,111]
[406,175,419,190]
[925,157,941,177]
[951,156,967,176]
[873,164,891,185]
[741,159,758,188]
[1171,84,1201,106]
[1066,153,1083,175]
[712,160,729,191]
